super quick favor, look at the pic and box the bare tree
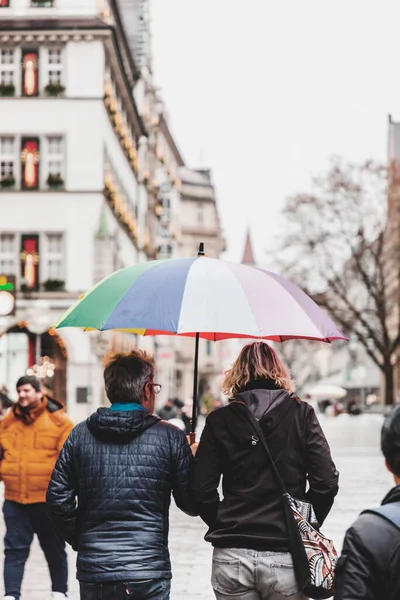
[276,340,327,390]
[277,159,399,405]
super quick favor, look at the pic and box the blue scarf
[109,403,145,412]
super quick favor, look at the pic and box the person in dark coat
[47,350,196,600]
[157,398,178,421]
[334,405,400,600]
[0,385,13,418]
[191,341,339,600]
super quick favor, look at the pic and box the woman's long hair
[222,341,294,397]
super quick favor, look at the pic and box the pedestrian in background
[0,386,13,420]
[157,397,178,421]
[47,350,197,600]
[191,341,339,599]
[334,405,400,600]
[172,398,192,434]
[0,375,73,600]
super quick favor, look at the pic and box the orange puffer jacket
[0,397,74,504]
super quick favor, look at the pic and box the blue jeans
[212,548,308,599]
[3,500,68,599]
[79,579,171,599]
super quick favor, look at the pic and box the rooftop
[241,229,256,266]
[0,17,109,31]
[179,167,212,187]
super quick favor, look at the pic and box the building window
[76,387,88,403]
[197,203,204,225]
[45,136,64,187]
[47,48,62,85]
[21,137,40,189]
[20,234,40,291]
[0,232,65,289]
[0,136,16,186]
[1,135,65,189]
[0,49,15,93]
[22,50,39,96]
[0,233,16,275]
[45,233,63,280]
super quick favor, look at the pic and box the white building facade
[0,0,150,422]
[0,0,227,420]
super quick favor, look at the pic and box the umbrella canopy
[303,384,347,399]
[56,256,347,343]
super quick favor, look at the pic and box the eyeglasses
[148,383,162,395]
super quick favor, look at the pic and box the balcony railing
[31,0,54,6]
[20,279,65,293]
[0,83,15,97]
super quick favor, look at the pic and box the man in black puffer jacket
[47,350,196,600]
[334,405,400,600]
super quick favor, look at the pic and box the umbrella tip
[198,242,205,256]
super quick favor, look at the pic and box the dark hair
[173,398,184,409]
[16,375,41,392]
[103,350,155,404]
[381,405,400,477]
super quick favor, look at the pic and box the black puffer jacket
[192,380,339,550]
[46,408,195,582]
[334,485,400,600]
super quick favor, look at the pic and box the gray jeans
[211,547,308,599]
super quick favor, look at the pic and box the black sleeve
[334,525,378,600]
[304,406,339,525]
[191,416,222,527]
[171,429,198,517]
[46,430,79,549]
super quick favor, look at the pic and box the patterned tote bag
[231,401,337,600]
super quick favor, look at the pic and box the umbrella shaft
[191,333,200,433]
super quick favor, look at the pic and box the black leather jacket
[47,408,196,582]
[334,484,400,600]
[192,381,339,550]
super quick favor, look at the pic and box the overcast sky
[151,0,399,264]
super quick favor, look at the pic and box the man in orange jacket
[0,375,74,600]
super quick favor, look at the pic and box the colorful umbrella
[56,246,347,436]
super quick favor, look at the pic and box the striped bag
[286,494,337,594]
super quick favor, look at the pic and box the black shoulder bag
[231,401,337,600]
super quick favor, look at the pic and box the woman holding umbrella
[191,341,339,600]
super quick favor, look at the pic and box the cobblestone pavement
[0,413,393,599]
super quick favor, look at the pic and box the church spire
[241,229,256,266]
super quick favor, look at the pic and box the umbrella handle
[189,431,196,446]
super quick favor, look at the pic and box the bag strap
[362,501,400,530]
[229,400,288,496]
